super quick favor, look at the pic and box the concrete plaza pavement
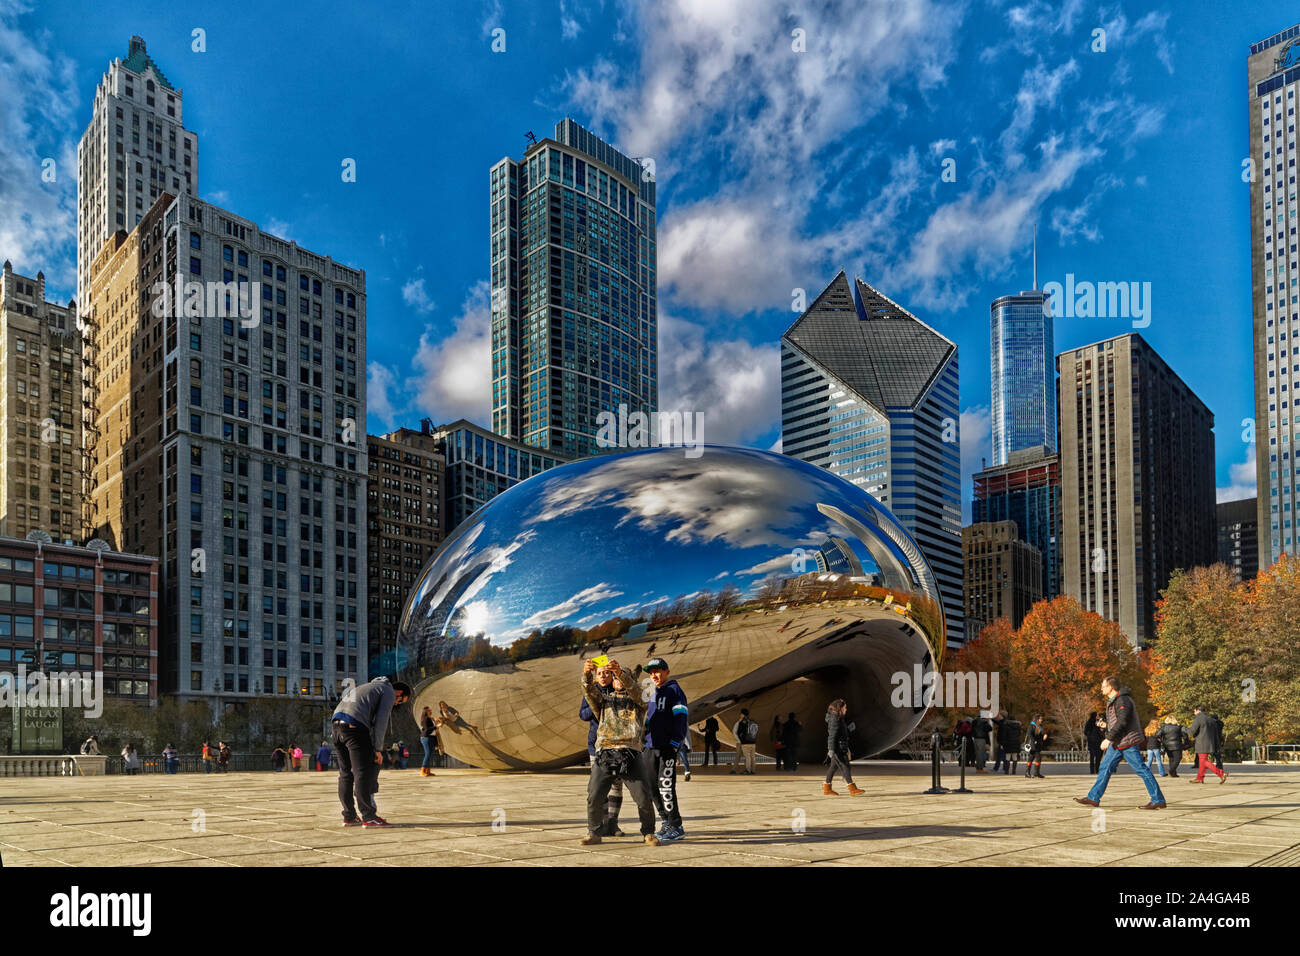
[2,761,1298,867]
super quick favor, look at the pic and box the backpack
[740,718,757,744]
[401,747,409,759]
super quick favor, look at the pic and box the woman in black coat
[1083,712,1104,773]
[823,700,863,796]
[1159,716,1186,778]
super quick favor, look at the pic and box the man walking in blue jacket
[643,657,689,843]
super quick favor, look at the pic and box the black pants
[1213,749,1223,771]
[826,750,854,785]
[704,737,719,765]
[1166,749,1182,775]
[643,749,683,830]
[333,723,379,822]
[588,750,656,836]
[1088,747,1102,773]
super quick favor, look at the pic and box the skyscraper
[432,419,568,535]
[990,284,1055,464]
[77,36,197,310]
[0,263,84,541]
[1216,496,1259,583]
[84,193,368,700]
[782,272,963,644]
[1058,334,1216,646]
[1249,26,1300,571]
[962,520,1042,635]
[972,445,1061,600]
[366,424,444,676]
[489,118,657,459]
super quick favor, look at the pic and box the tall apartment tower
[489,118,657,459]
[0,262,84,541]
[77,36,198,310]
[990,285,1056,465]
[1249,26,1300,571]
[1059,334,1216,646]
[782,272,964,644]
[85,193,367,700]
[366,424,444,676]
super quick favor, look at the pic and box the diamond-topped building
[489,119,657,459]
[781,272,963,644]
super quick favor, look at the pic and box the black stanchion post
[923,731,949,794]
[953,735,972,793]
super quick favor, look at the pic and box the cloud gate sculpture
[398,446,945,770]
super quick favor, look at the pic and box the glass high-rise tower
[1249,25,1300,568]
[990,288,1055,466]
[489,119,657,459]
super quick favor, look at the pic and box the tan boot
[823,783,838,795]
[848,783,865,796]
[419,767,429,777]
[581,833,602,845]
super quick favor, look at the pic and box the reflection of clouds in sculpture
[520,582,623,631]
[526,447,813,550]
[400,522,535,640]
[399,446,946,669]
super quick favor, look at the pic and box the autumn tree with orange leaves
[941,596,1148,748]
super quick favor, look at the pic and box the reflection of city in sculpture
[397,446,945,771]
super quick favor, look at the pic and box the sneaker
[659,826,685,843]
[341,817,361,827]
[361,815,392,827]
[684,768,691,781]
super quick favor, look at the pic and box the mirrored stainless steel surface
[398,446,944,770]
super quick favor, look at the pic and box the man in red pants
[1188,706,1228,784]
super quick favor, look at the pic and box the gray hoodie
[332,676,397,750]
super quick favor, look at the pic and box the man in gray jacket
[1189,706,1228,784]
[331,676,411,826]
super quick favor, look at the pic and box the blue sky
[0,0,1286,520]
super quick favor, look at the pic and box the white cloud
[566,0,964,315]
[402,276,435,313]
[0,5,79,296]
[999,59,1081,169]
[658,313,781,445]
[880,140,1100,311]
[960,404,992,524]
[412,280,492,424]
[366,362,400,428]
[1217,441,1257,503]
[657,199,809,314]
[521,582,623,630]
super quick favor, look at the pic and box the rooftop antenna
[1032,224,1038,290]
[525,130,537,147]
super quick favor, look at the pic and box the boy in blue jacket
[643,657,689,842]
